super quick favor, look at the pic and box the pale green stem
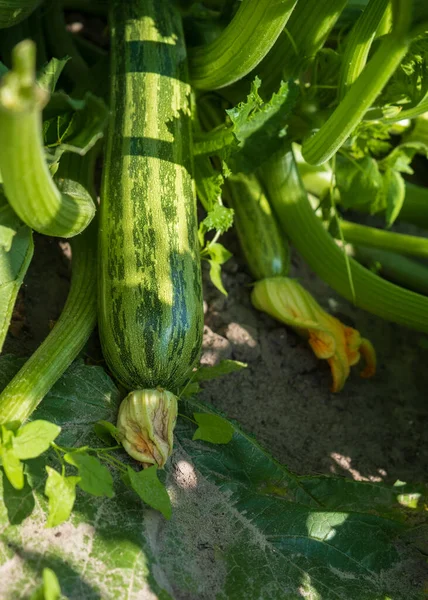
[257,0,347,97]
[354,245,428,296]
[339,220,428,260]
[189,0,298,90]
[262,150,428,332]
[302,33,409,165]
[0,40,95,238]
[0,150,98,425]
[338,0,390,100]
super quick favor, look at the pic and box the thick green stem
[338,0,390,100]
[0,151,98,425]
[262,150,428,332]
[340,220,428,260]
[302,32,409,165]
[257,0,347,97]
[0,40,95,238]
[354,245,428,296]
[189,0,298,90]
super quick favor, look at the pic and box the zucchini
[99,0,203,392]
[223,173,289,281]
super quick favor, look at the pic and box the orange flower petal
[359,338,377,379]
[328,354,350,393]
[308,329,336,359]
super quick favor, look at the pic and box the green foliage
[12,420,61,459]
[30,568,61,600]
[225,77,298,173]
[194,359,247,382]
[201,241,232,295]
[201,203,234,235]
[64,451,114,498]
[192,412,234,444]
[0,193,33,352]
[0,358,424,598]
[43,92,108,162]
[37,57,70,93]
[44,466,80,528]
[336,138,428,224]
[127,466,172,520]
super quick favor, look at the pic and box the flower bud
[117,388,178,467]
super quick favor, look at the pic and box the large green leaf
[0,195,33,352]
[0,356,425,599]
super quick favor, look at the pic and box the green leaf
[93,420,122,445]
[127,466,172,520]
[383,168,406,227]
[0,356,425,598]
[43,92,108,161]
[1,468,35,524]
[202,242,232,295]
[0,193,33,352]
[13,420,61,460]
[208,259,227,295]
[1,446,24,490]
[194,154,224,213]
[37,57,70,93]
[64,451,114,498]
[192,412,234,444]
[201,204,234,235]
[226,78,298,173]
[205,242,232,264]
[336,155,385,212]
[379,141,428,174]
[194,359,247,382]
[29,359,121,447]
[44,467,80,528]
[30,568,61,600]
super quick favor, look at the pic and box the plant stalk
[0,40,95,238]
[339,220,428,260]
[262,149,428,332]
[0,150,98,425]
[189,0,298,90]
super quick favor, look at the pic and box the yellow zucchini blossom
[251,277,376,392]
[117,388,177,467]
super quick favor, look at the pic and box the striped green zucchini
[224,173,289,281]
[98,0,203,392]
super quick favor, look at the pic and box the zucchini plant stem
[257,0,347,97]
[0,40,95,238]
[338,0,390,100]
[189,0,298,90]
[302,31,410,165]
[354,245,428,296]
[339,220,428,260]
[262,150,428,333]
[0,150,98,426]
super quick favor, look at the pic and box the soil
[4,232,428,486]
